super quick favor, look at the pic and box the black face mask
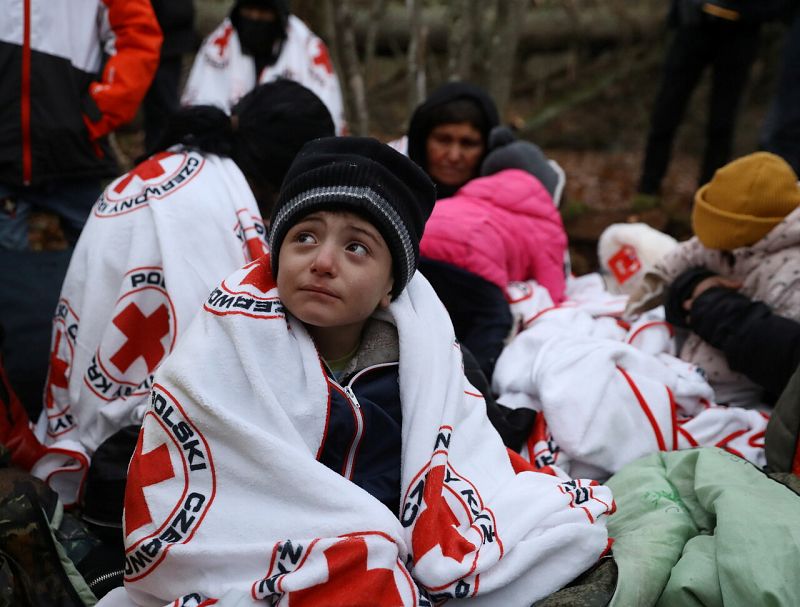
[236,17,284,63]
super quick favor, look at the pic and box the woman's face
[425,122,485,188]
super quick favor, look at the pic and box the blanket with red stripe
[108,258,613,607]
[32,150,267,506]
[495,278,768,480]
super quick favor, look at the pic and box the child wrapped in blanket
[103,137,614,606]
[627,151,800,407]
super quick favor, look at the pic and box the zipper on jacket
[332,362,397,481]
[86,568,124,592]
[341,384,363,480]
[21,0,32,185]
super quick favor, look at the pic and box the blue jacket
[319,361,403,516]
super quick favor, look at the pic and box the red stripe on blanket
[616,366,667,451]
[523,302,577,328]
[747,431,765,449]
[626,321,674,345]
[715,428,749,460]
[677,426,698,447]
[666,387,678,450]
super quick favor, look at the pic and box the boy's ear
[378,278,394,309]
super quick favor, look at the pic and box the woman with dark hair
[29,80,335,509]
[406,82,500,199]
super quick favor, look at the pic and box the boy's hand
[683,275,743,310]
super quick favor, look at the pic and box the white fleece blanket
[182,16,347,135]
[32,151,266,506]
[495,278,768,480]
[112,258,613,607]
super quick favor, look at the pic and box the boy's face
[276,211,394,331]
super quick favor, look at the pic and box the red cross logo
[289,537,403,606]
[110,303,170,374]
[213,23,234,58]
[240,259,275,293]
[125,433,175,535]
[45,330,69,409]
[312,40,333,75]
[113,152,171,194]
[411,465,475,563]
[608,245,641,285]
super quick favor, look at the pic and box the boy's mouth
[299,284,340,299]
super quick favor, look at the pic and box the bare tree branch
[364,0,388,86]
[406,0,427,113]
[488,0,529,113]
[328,0,369,134]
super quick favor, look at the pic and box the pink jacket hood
[420,169,568,302]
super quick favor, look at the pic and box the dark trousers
[143,56,183,154]
[761,11,800,174]
[639,21,760,194]
[419,258,512,381]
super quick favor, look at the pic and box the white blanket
[33,151,266,505]
[495,278,768,480]
[182,16,347,135]
[115,259,613,607]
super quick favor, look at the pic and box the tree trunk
[487,0,529,113]
[328,0,369,135]
[406,0,427,113]
[446,0,480,81]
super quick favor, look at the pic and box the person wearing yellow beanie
[692,151,800,250]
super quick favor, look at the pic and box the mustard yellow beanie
[692,152,800,250]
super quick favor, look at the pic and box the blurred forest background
[39,0,795,272]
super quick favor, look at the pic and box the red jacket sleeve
[84,0,163,140]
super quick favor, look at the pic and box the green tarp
[606,447,800,607]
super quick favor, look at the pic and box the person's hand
[683,275,742,310]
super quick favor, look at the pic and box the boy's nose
[310,243,337,275]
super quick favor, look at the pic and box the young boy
[108,137,613,607]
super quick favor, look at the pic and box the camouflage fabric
[532,557,617,607]
[0,452,96,606]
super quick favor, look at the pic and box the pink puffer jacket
[420,168,568,302]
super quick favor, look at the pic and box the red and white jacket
[0,0,162,187]
[182,16,347,135]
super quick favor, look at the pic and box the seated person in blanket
[419,126,568,381]
[105,137,615,606]
[626,151,800,407]
[181,0,347,134]
[665,274,800,478]
[29,81,335,509]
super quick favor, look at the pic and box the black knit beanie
[231,80,334,194]
[269,137,436,298]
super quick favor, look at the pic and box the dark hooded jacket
[406,82,500,199]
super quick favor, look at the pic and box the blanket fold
[32,151,266,505]
[119,259,613,607]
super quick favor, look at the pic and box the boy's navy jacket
[322,362,402,516]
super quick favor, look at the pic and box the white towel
[494,300,768,480]
[118,258,613,607]
[33,151,266,505]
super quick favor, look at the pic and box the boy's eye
[295,232,316,244]
[346,242,368,256]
